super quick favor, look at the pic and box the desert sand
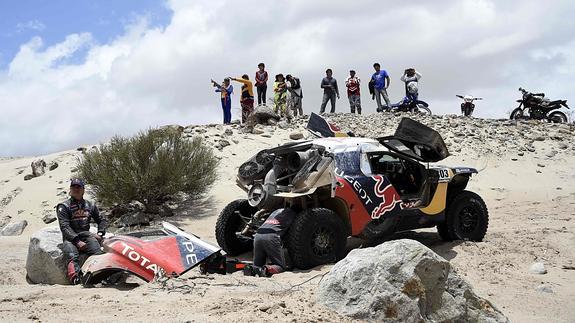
[0,113,574,322]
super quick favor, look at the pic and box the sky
[1,0,574,157]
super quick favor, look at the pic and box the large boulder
[246,106,281,130]
[317,239,508,323]
[0,220,28,236]
[25,226,69,285]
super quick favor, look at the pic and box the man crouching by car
[56,178,107,284]
[246,208,296,277]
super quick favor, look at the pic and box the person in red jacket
[345,70,361,114]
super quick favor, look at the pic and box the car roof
[310,137,386,153]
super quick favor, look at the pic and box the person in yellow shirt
[231,75,254,123]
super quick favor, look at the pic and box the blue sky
[0,0,172,68]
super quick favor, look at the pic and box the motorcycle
[379,82,432,115]
[456,95,482,117]
[510,88,569,123]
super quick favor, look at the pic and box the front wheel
[215,199,258,255]
[548,111,568,123]
[510,108,524,120]
[440,191,488,241]
[287,208,347,269]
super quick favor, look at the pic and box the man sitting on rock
[56,178,107,284]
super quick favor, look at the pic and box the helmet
[407,82,418,94]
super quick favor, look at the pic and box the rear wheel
[442,191,489,241]
[510,108,524,120]
[287,208,347,269]
[548,111,567,123]
[416,105,432,115]
[215,199,257,255]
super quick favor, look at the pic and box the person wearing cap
[345,70,361,114]
[56,178,107,284]
[212,78,234,124]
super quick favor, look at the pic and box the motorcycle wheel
[548,111,568,123]
[416,105,432,115]
[510,108,524,120]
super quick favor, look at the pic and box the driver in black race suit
[56,179,107,284]
[249,208,296,277]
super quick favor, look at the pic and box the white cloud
[16,19,46,32]
[0,0,574,157]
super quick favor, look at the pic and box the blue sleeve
[383,70,389,78]
[215,88,222,93]
[228,85,233,95]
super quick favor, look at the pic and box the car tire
[444,191,489,241]
[287,208,347,269]
[436,222,454,241]
[215,199,257,256]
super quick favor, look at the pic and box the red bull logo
[371,175,403,219]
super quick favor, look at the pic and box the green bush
[78,128,218,207]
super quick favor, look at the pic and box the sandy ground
[0,117,574,322]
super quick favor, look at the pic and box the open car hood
[377,118,449,162]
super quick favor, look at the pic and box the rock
[0,220,28,236]
[158,124,184,134]
[224,128,233,136]
[545,150,557,158]
[114,212,150,228]
[533,136,545,141]
[261,134,272,138]
[24,174,35,181]
[76,147,87,152]
[48,161,59,171]
[31,159,47,177]
[278,121,289,130]
[289,132,304,140]
[267,119,278,126]
[317,239,508,323]
[535,285,553,293]
[252,128,265,135]
[558,143,568,150]
[529,262,547,275]
[219,139,231,148]
[25,226,69,285]
[537,163,545,168]
[245,107,281,129]
[42,211,57,224]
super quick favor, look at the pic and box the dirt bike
[456,95,483,117]
[510,88,569,123]
[383,93,431,115]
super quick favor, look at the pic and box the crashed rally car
[216,114,489,269]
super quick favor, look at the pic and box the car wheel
[436,222,454,241]
[215,199,257,255]
[287,208,347,269]
[444,191,489,241]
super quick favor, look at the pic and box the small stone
[252,128,265,135]
[24,174,34,181]
[261,134,272,138]
[533,136,545,141]
[537,163,545,168]
[289,132,304,140]
[219,139,231,148]
[529,262,547,274]
[535,285,553,293]
[517,152,524,156]
[224,129,233,136]
[545,151,557,158]
[511,158,518,161]
[558,143,568,150]
[48,161,58,171]
[42,212,57,224]
[0,220,28,236]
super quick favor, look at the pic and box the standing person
[400,68,422,99]
[273,74,291,120]
[320,69,340,114]
[248,208,296,277]
[231,75,254,123]
[345,70,361,114]
[286,74,303,117]
[371,63,391,112]
[255,63,269,105]
[212,78,233,124]
[57,179,107,284]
